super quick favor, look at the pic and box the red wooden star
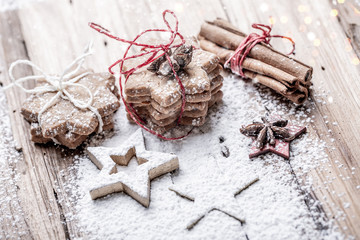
[241,116,306,159]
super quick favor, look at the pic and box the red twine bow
[89,10,191,140]
[225,23,295,77]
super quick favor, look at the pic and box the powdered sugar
[0,91,29,239]
[0,72,344,239]
[169,157,259,231]
[61,74,344,239]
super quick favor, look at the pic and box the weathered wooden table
[0,0,359,239]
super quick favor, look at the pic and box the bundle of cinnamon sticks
[198,18,313,104]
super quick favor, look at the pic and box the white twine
[4,42,103,133]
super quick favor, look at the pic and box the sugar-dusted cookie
[21,72,120,138]
[30,115,115,149]
[128,83,223,129]
[86,129,179,207]
[122,37,224,134]
[150,100,208,114]
[208,90,224,108]
[7,43,121,149]
[124,49,219,107]
[126,73,223,113]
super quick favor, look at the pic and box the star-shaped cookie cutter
[86,129,179,207]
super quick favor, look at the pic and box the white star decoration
[169,159,259,230]
[86,129,179,207]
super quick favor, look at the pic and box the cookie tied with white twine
[4,43,120,149]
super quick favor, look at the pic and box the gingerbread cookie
[125,56,221,106]
[21,72,119,137]
[30,114,115,149]
[124,41,223,133]
[7,43,121,149]
[128,77,223,129]
[86,129,179,207]
[22,71,120,148]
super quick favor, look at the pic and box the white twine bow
[4,42,103,133]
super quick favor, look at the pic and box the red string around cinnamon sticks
[89,10,192,140]
[225,23,295,77]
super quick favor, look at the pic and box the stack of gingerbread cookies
[124,40,223,133]
[21,72,120,149]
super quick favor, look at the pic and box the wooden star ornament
[86,129,179,207]
[240,116,306,159]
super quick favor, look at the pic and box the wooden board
[0,0,359,239]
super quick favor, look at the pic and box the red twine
[224,23,295,77]
[89,10,192,140]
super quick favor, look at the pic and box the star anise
[173,44,193,68]
[240,117,295,149]
[147,49,173,73]
[147,45,193,76]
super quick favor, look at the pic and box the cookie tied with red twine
[89,10,187,140]
[122,38,222,134]
[90,10,223,140]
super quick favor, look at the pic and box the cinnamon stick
[285,91,307,105]
[200,21,313,85]
[199,36,299,89]
[244,70,289,95]
[243,70,307,105]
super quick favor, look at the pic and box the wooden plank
[0,7,84,240]
[220,0,360,238]
[207,0,332,232]
[0,11,33,239]
[68,1,360,236]
[0,1,229,238]
[1,0,359,239]
[0,99,32,238]
[331,0,360,59]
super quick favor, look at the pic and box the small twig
[212,208,245,224]
[187,215,205,230]
[234,177,259,197]
[168,187,194,202]
[187,208,245,230]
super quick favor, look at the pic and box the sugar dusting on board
[0,91,30,238]
[55,75,345,240]
[0,0,356,238]
[0,0,44,11]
